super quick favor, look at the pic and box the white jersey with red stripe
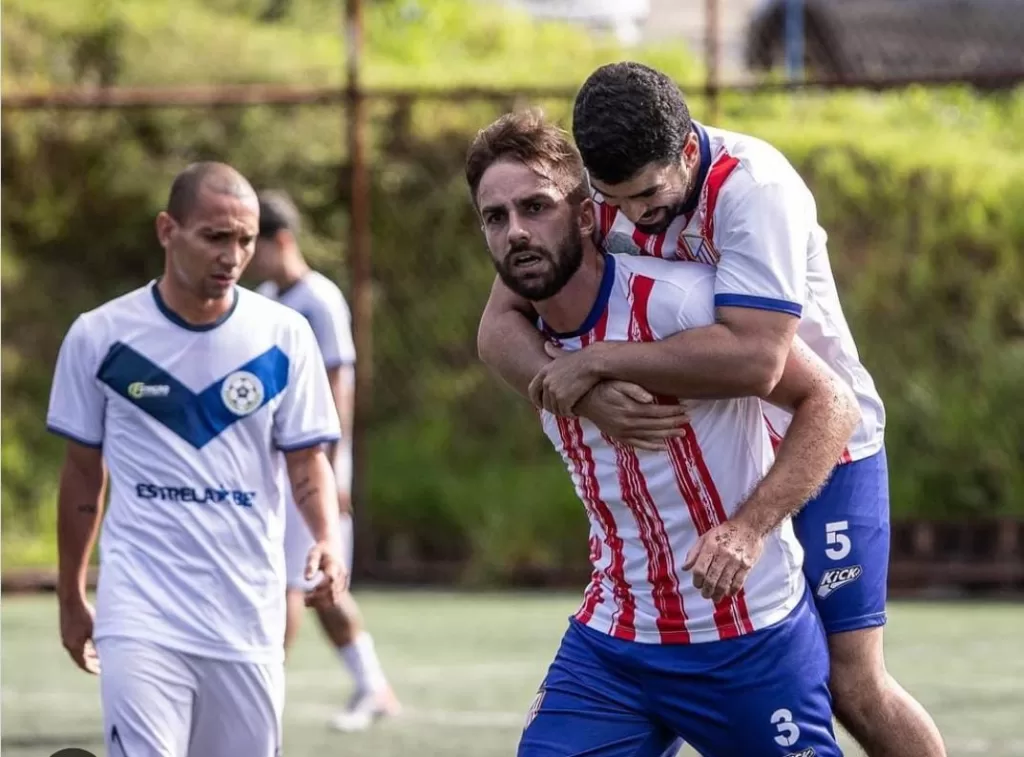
[594,123,885,463]
[540,253,806,645]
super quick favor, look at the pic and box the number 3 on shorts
[771,708,801,747]
[825,520,851,561]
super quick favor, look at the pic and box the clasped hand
[530,343,689,451]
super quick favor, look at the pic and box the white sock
[338,632,388,694]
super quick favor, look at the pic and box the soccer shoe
[329,686,402,732]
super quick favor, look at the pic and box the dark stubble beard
[633,164,695,236]
[494,222,585,302]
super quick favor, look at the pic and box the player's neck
[534,251,606,335]
[276,257,310,291]
[156,277,235,326]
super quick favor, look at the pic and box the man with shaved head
[48,161,347,756]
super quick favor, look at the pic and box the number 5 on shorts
[825,521,851,561]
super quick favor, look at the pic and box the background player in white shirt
[48,163,346,757]
[478,64,945,757]
[467,110,860,756]
[250,190,401,731]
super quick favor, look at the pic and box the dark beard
[633,197,689,235]
[494,226,584,302]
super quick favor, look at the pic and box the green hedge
[356,89,1024,582]
[3,0,1022,577]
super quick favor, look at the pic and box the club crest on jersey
[678,231,721,265]
[816,565,863,599]
[221,371,265,416]
[127,381,170,399]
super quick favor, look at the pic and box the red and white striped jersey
[594,123,885,464]
[540,253,805,645]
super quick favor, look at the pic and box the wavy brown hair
[465,110,589,208]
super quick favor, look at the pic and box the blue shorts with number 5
[793,447,890,636]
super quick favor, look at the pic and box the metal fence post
[705,0,721,122]
[346,0,374,576]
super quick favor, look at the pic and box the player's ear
[682,131,700,168]
[577,197,597,239]
[155,211,177,249]
[278,228,296,250]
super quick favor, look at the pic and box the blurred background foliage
[3,0,1022,579]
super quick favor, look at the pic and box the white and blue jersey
[257,271,356,586]
[46,282,340,664]
[256,271,356,372]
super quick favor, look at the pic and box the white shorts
[284,498,353,590]
[97,636,284,757]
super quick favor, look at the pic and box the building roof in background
[745,0,1024,82]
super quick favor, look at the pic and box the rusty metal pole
[705,0,721,123]
[346,0,373,576]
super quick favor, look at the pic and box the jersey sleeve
[672,271,717,331]
[273,318,341,452]
[711,179,809,318]
[643,266,717,338]
[46,315,106,448]
[304,293,356,370]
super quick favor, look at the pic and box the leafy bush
[3,0,1022,578]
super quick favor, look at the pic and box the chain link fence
[3,0,1024,587]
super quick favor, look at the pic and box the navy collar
[541,254,616,339]
[151,280,239,332]
[679,122,712,216]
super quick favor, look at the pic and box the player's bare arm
[530,306,798,415]
[285,445,347,607]
[477,275,549,398]
[684,340,860,603]
[56,441,107,675]
[479,278,689,448]
[326,364,355,512]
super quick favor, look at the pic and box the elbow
[477,306,518,368]
[746,349,788,398]
[476,318,498,367]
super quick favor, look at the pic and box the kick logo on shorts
[816,565,863,599]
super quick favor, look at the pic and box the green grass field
[2,591,1022,756]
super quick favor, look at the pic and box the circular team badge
[221,371,265,416]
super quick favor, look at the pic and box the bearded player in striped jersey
[468,110,860,756]
[477,64,945,757]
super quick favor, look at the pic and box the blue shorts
[519,589,841,757]
[793,447,890,636]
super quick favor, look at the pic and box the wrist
[57,575,87,604]
[733,502,776,538]
[585,341,614,381]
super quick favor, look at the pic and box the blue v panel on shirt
[97,342,290,449]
